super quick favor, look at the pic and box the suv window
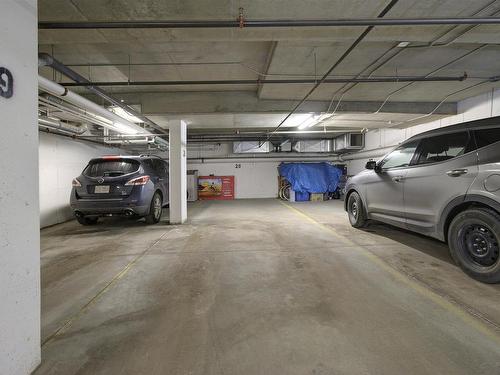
[142,159,154,172]
[474,127,500,149]
[152,159,167,176]
[84,159,139,177]
[414,131,470,165]
[380,141,419,169]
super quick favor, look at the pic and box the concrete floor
[37,199,500,374]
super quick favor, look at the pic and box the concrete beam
[98,91,457,115]
[257,41,278,98]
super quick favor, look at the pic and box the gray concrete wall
[0,1,40,374]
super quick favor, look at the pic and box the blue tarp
[279,162,342,194]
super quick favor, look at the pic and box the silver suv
[345,118,500,283]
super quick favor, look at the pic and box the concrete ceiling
[38,0,500,133]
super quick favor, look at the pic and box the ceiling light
[298,114,321,130]
[284,113,313,127]
[397,41,410,48]
[109,106,143,123]
[113,122,139,135]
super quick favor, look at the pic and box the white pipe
[38,116,87,135]
[105,139,152,145]
[38,76,147,135]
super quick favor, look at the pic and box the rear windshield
[83,159,140,177]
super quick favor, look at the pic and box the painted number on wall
[235,163,241,169]
[0,67,14,99]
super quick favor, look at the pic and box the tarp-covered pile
[279,162,342,194]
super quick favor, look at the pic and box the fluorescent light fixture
[298,114,321,130]
[284,113,313,127]
[109,106,143,123]
[113,122,139,135]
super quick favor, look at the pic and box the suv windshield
[84,159,140,177]
[380,140,419,169]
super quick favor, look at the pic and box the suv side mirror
[365,160,377,170]
[366,160,382,173]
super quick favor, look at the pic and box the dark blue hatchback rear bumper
[70,184,154,217]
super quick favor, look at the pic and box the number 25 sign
[0,67,14,99]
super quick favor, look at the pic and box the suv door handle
[446,168,468,177]
[392,175,404,182]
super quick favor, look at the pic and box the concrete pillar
[169,120,187,224]
[0,1,40,374]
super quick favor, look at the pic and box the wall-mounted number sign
[0,67,14,99]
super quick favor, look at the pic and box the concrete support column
[168,120,187,224]
[0,1,40,374]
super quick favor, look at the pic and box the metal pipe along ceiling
[269,0,400,135]
[39,17,500,29]
[38,76,147,135]
[38,53,167,136]
[61,74,467,87]
[38,117,87,135]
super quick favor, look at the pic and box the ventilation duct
[334,133,364,152]
[293,140,333,153]
[233,141,271,153]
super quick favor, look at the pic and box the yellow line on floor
[42,228,173,347]
[280,201,500,344]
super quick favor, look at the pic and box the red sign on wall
[198,176,235,200]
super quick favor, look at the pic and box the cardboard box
[310,193,324,202]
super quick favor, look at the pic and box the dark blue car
[70,155,169,225]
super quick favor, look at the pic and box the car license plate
[95,185,110,194]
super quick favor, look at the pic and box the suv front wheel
[347,191,368,228]
[448,208,500,283]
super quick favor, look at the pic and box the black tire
[347,191,367,228]
[145,191,163,224]
[448,208,500,284]
[76,216,98,225]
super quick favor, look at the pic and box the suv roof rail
[139,154,161,158]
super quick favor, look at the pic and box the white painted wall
[0,1,40,374]
[39,132,124,228]
[345,88,500,175]
[188,161,281,199]
[187,142,339,199]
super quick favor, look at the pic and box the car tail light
[72,178,81,187]
[125,175,150,186]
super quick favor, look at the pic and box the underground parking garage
[3,0,500,373]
